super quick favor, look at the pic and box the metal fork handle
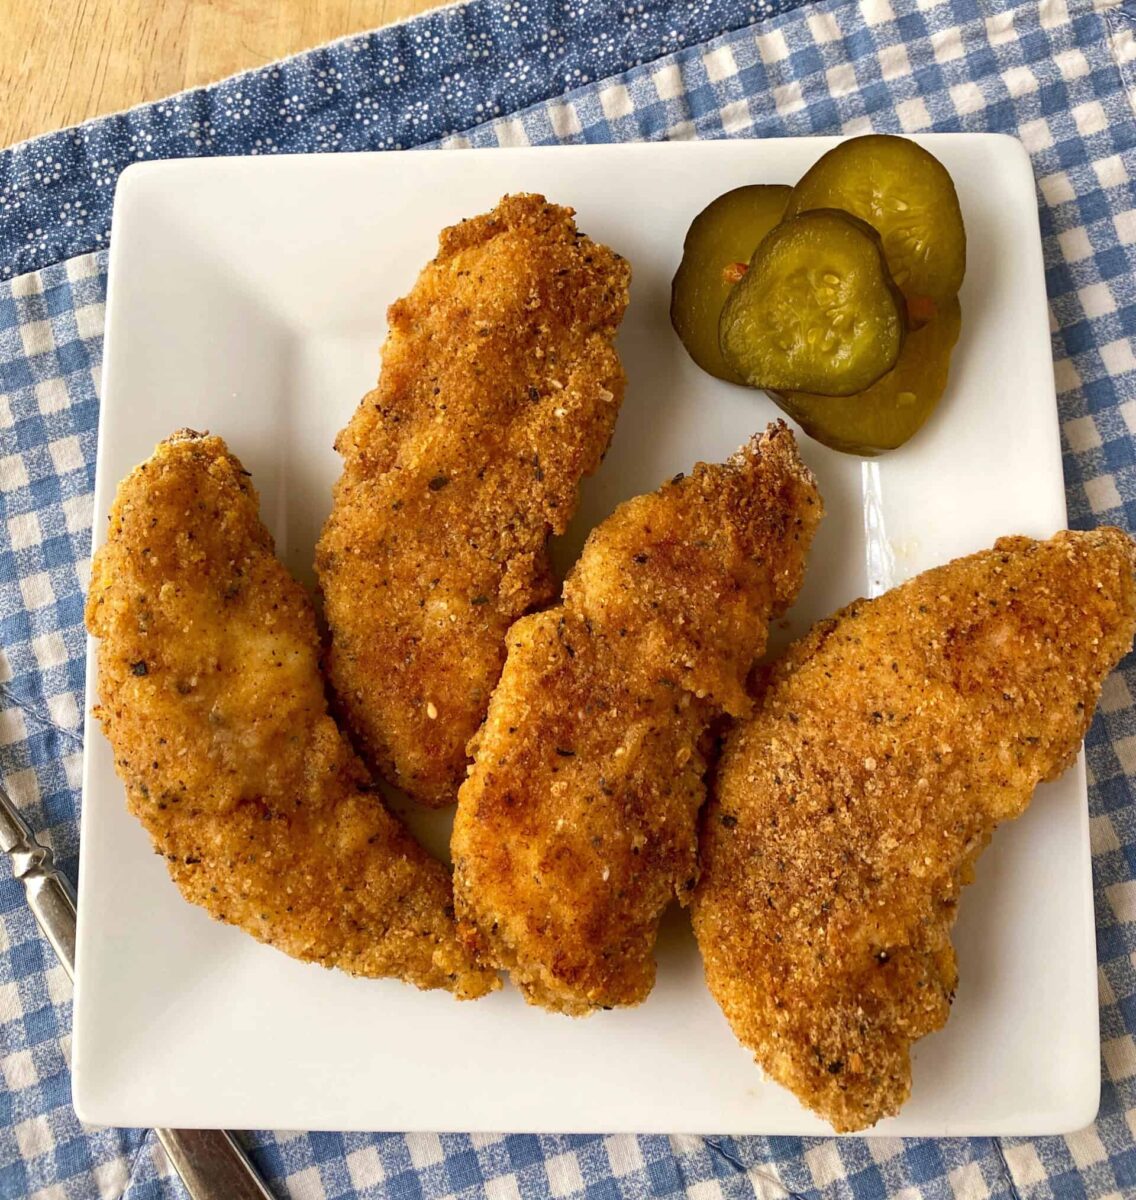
[0,783,277,1200]
[155,1129,277,1200]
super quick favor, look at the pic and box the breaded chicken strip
[317,194,631,807]
[86,432,497,998]
[693,529,1136,1131]
[452,423,822,1014]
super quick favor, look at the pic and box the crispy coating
[452,423,822,1014]
[85,432,497,998]
[317,194,631,807]
[693,529,1136,1131]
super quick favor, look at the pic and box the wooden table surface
[1,0,445,149]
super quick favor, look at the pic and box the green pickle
[773,298,962,455]
[719,209,905,396]
[784,134,966,313]
[670,185,792,383]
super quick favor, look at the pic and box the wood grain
[0,0,445,149]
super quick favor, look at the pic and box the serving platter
[74,136,1095,1135]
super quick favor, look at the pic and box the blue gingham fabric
[3,0,1136,1196]
[0,0,813,280]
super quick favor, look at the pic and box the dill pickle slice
[773,298,962,455]
[719,209,905,396]
[785,135,966,312]
[670,185,792,383]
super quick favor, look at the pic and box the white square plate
[75,137,1097,1136]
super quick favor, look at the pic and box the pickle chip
[670,185,792,383]
[773,298,962,455]
[784,134,966,312]
[719,208,906,397]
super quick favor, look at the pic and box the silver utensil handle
[155,1129,277,1200]
[0,782,277,1200]
[25,865,80,978]
[3,798,80,982]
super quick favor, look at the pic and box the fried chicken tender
[452,423,822,1014]
[693,529,1136,1132]
[317,194,631,807]
[85,432,497,998]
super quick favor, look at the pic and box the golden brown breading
[85,432,497,998]
[693,529,1136,1132]
[452,423,822,1014]
[317,194,631,807]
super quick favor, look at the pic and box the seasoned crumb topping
[86,432,497,998]
[317,193,631,807]
[693,528,1136,1130]
[453,422,822,1014]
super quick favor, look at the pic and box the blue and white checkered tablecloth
[3,0,1136,1196]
